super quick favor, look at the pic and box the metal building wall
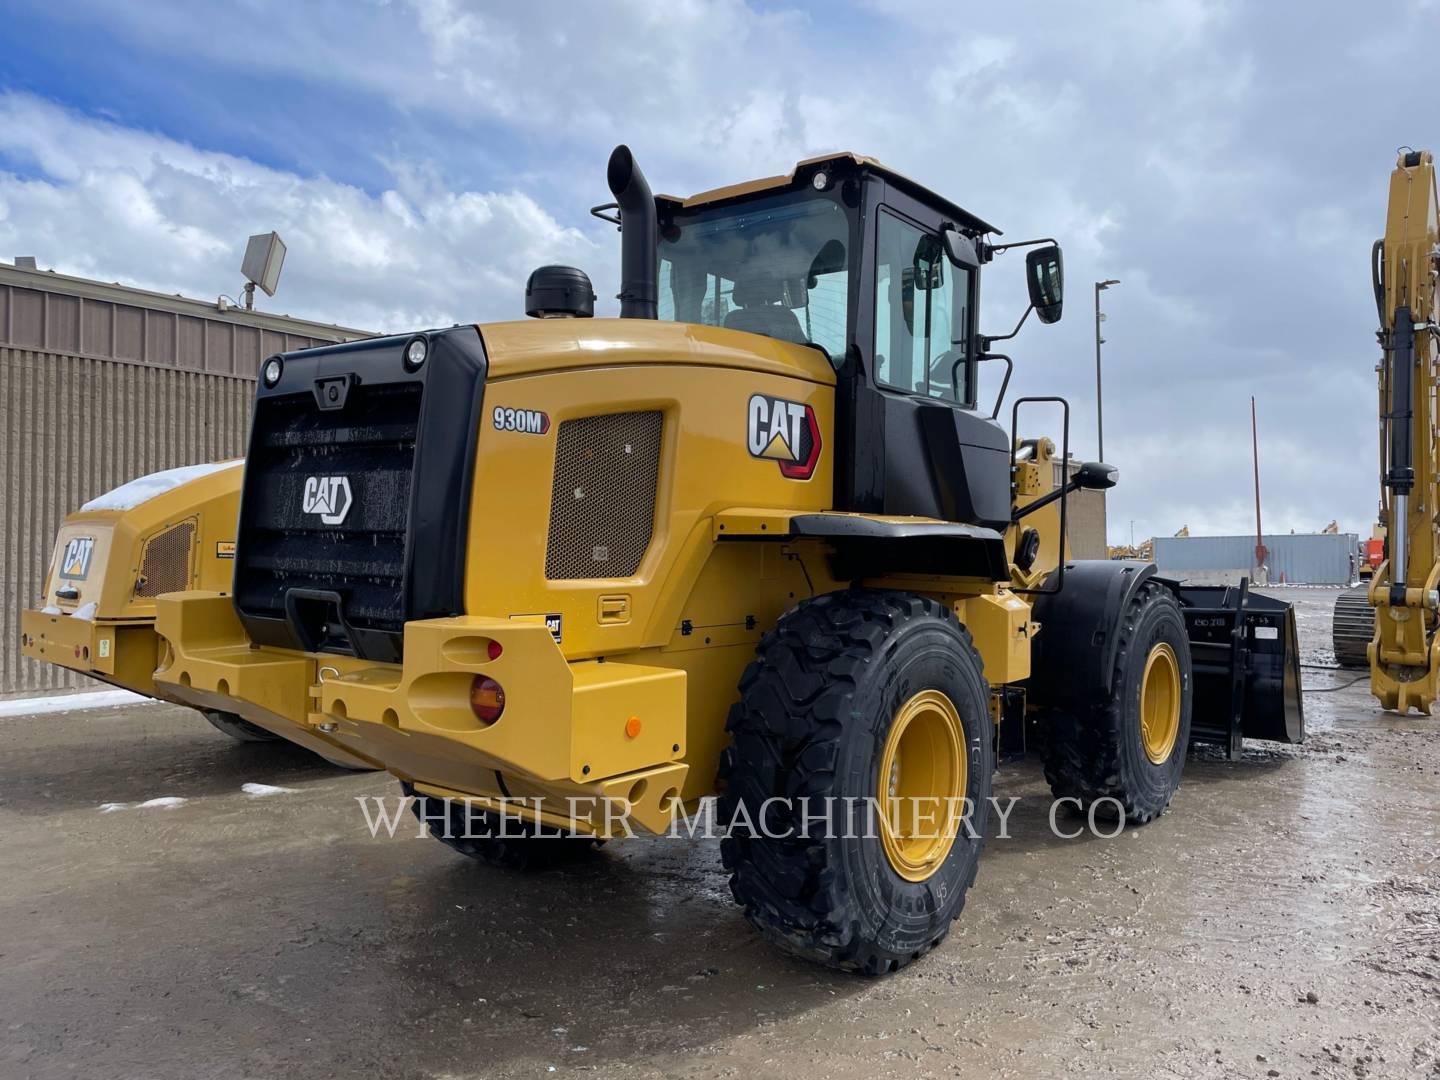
[0,268,366,695]
[1151,533,1358,585]
[1,350,255,694]
[1055,459,1108,560]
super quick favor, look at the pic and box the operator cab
[644,152,1065,529]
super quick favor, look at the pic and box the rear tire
[718,589,994,975]
[402,782,601,870]
[202,708,378,770]
[203,709,279,743]
[1040,581,1192,822]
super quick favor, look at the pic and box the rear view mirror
[941,226,979,269]
[1072,460,1117,490]
[1025,244,1064,324]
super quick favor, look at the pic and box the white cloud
[0,93,600,331]
[2,0,1423,542]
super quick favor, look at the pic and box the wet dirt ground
[2,587,1437,1079]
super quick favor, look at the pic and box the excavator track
[1332,586,1375,668]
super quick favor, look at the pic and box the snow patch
[71,601,97,621]
[81,460,241,512]
[0,689,147,718]
[98,796,189,812]
[241,782,297,797]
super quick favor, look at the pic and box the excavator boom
[1367,150,1440,712]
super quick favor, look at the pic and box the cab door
[840,180,1011,529]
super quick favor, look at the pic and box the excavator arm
[1369,150,1440,712]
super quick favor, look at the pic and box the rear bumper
[20,608,160,695]
[152,592,690,835]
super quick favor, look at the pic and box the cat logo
[59,536,95,581]
[746,394,822,480]
[302,476,353,526]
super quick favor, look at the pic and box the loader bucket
[1170,579,1305,758]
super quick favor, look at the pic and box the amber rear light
[470,675,506,724]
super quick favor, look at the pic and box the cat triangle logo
[759,430,794,461]
[302,476,353,526]
[746,393,822,480]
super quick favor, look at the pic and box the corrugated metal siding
[1054,459,1108,560]
[0,282,343,377]
[1151,533,1358,585]
[0,270,368,697]
[1,348,255,694]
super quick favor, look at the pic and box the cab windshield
[657,189,851,363]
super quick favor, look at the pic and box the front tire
[1040,581,1192,822]
[718,590,995,974]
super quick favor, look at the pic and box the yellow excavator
[1333,150,1440,709]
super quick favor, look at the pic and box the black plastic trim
[232,325,488,662]
[787,514,1008,580]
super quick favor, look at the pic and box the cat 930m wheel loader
[21,145,1303,973]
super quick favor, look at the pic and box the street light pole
[1094,279,1120,461]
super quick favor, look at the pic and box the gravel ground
[1,587,1437,1079]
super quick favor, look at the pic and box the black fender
[1025,560,1170,710]
[788,514,1009,581]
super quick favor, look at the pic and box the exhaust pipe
[607,145,658,319]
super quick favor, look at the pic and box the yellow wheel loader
[20,461,373,766]
[22,145,1303,972]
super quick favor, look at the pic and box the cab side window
[874,210,972,403]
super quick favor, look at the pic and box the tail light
[470,675,505,724]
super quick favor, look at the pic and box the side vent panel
[546,411,663,580]
[136,520,197,597]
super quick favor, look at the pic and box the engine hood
[476,318,838,386]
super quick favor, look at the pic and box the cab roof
[656,151,1000,237]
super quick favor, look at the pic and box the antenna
[240,231,287,310]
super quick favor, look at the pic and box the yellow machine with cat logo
[22,146,1302,973]
[1338,150,1440,712]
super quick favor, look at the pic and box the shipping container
[1150,532,1358,586]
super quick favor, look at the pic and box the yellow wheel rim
[1139,642,1181,764]
[876,689,968,882]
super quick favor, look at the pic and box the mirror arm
[987,235,1059,256]
[1012,478,1075,523]
[981,304,1033,348]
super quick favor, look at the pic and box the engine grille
[546,411,663,579]
[234,381,422,634]
[136,520,195,597]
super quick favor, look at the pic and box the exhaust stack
[606,145,658,319]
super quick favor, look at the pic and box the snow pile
[81,460,241,512]
[241,783,297,797]
[98,796,188,812]
[0,689,146,718]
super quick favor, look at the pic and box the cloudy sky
[1,0,1433,543]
